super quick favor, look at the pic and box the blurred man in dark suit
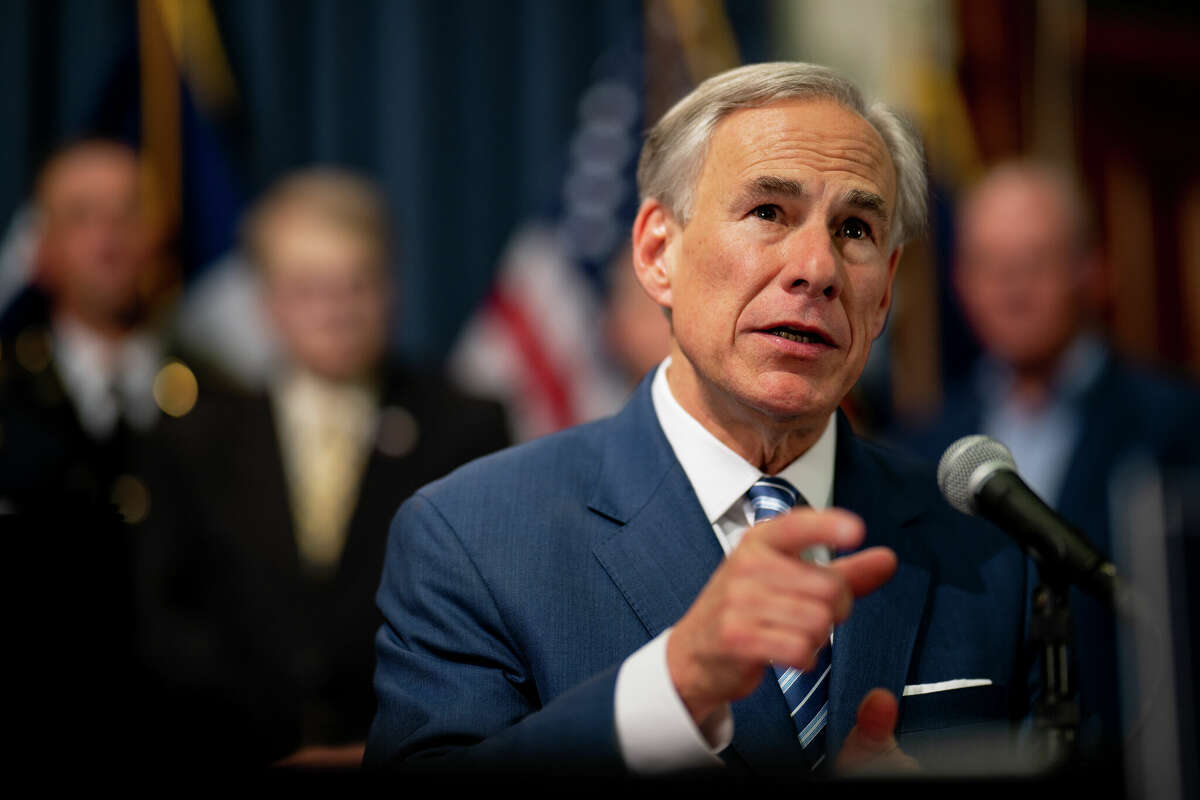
[0,141,185,760]
[603,244,671,390]
[897,160,1200,755]
[138,169,510,767]
[0,139,171,525]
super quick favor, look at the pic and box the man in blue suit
[897,161,1200,755]
[367,62,1030,774]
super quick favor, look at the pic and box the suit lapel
[247,395,304,575]
[826,415,934,758]
[585,385,946,768]
[589,378,723,639]
[587,378,809,769]
[1055,356,1122,553]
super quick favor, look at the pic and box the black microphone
[937,434,1120,608]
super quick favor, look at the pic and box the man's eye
[838,218,871,240]
[752,204,780,222]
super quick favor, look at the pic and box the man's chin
[79,294,146,331]
[742,389,837,427]
[743,374,838,418]
[303,355,378,384]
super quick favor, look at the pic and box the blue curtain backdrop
[1,0,767,364]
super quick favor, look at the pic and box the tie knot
[748,477,804,524]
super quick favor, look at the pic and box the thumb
[847,687,899,745]
[835,688,918,774]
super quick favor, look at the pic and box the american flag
[450,0,742,441]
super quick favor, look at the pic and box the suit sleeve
[364,492,626,771]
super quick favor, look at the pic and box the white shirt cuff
[614,627,733,774]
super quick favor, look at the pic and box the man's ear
[630,198,677,311]
[871,244,903,339]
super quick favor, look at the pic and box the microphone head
[937,435,1017,515]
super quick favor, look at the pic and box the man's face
[955,173,1089,373]
[641,99,900,426]
[261,212,391,382]
[38,145,150,326]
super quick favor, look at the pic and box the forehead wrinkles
[699,103,896,209]
[739,141,891,190]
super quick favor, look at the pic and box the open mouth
[764,326,831,346]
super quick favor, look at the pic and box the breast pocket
[896,682,1010,734]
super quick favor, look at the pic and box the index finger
[753,508,865,557]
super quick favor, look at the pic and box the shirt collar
[1055,333,1107,399]
[976,332,1108,409]
[650,358,837,525]
[53,315,162,383]
[273,367,379,436]
[53,314,116,393]
[51,316,164,435]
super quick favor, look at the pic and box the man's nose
[779,224,842,300]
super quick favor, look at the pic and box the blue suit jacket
[366,376,1029,772]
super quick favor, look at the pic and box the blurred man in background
[137,169,510,767]
[898,160,1200,755]
[0,138,171,524]
[602,244,671,389]
[0,140,179,758]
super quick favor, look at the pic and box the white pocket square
[901,678,993,696]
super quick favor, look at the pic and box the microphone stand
[1029,564,1080,770]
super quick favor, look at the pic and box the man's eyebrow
[734,178,888,217]
[739,175,808,201]
[842,188,888,217]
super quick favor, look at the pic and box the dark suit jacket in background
[0,291,259,766]
[895,350,1200,754]
[137,363,509,764]
[1,312,143,760]
[366,374,1029,773]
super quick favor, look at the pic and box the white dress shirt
[614,358,837,774]
[977,333,1106,506]
[52,315,162,440]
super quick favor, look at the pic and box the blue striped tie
[747,477,830,770]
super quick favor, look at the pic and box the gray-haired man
[367,62,1027,775]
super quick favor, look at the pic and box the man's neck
[1009,369,1055,408]
[664,352,829,475]
[1001,333,1100,410]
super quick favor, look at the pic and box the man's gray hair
[637,62,927,250]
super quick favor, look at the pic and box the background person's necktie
[747,477,831,770]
